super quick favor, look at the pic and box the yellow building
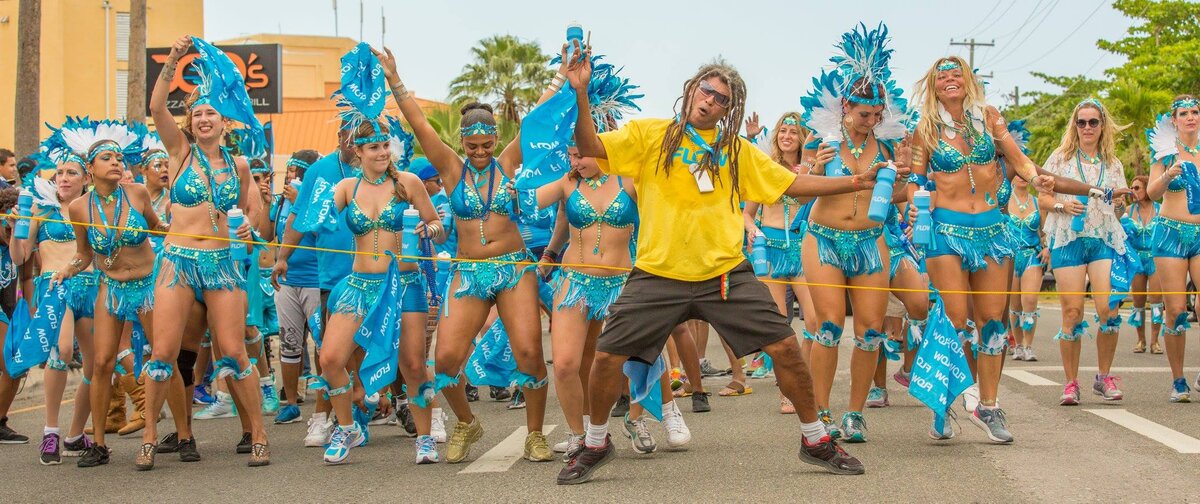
[0,0,204,150]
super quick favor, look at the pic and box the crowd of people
[0,22,1196,486]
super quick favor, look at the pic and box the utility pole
[333,0,338,36]
[949,38,994,79]
[1008,86,1021,108]
[359,0,363,41]
[381,5,385,47]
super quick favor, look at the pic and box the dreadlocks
[657,60,748,210]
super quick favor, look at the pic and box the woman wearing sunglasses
[1122,175,1163,354]
[1040,99,1129,406]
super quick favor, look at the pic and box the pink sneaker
[1093,375,1124,401]
[1060,380,1080,406]
[893,369,911,388]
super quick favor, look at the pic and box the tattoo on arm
[160,61,177,83]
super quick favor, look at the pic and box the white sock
[259,375,273,386]
[65,433,83,443]
[44,426,59,436]
[311,411,328,423]
[585,422,608,448]
[216,391,233,402]
[662,400,679,417]
[801,420,827,444]
[432,407,443,418]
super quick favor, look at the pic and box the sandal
[248,443,270,467]
[1133,340,1147,353]
[1151,342,1163,354]
[718,380,753,397]
[135,443,157,471]
[779,396,795,414]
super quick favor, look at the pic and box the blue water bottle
[750,233,768,277]
[438,203,452,229]
[566,22,584,62]
[1071,196,1087,233]
[226,208,247,262]
[435,251,451,295]
[13,189,33,240]
[402,208,421,263]
[868,161,897,222]
[913,189,932,246]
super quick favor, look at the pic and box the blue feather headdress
[1007,119,1032,155]
[801,23,911,143]
[384,116,416,170]
[190,37,265,150]
[332,42,392,145]
[549,54,643,133]
[41,116,144,170]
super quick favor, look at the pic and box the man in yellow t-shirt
[555,59,880,485]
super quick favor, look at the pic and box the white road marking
[1009,366,1200,373]
[1084,409,1200,454]
[1002,370,1059,386]
[459,424,557,474]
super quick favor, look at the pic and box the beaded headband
[87,142,123,163]
[1173,98,1199,111]
[287,158,312,170]
[460,121,498,137]
[782,116,799,125]
[354,119,390,145]
[936,59,960,72]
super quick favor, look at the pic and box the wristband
[542,249,560,263]
[1053,203,1065,213]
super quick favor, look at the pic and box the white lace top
[1042,151,1128,254]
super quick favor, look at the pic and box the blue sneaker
[193,383,215,405]
[1170,377,1191,403]
[840,412,868,443]
[261,383,280,416]
[323,424,364,464]
[274,404,301,424]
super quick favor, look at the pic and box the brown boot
[87,378,126,435]
[118,373,147,436]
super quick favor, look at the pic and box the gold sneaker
[445,417,483,464]
[524,430,553,462]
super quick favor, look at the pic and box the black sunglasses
[1075,118,1101,129]
[698,80,731,108]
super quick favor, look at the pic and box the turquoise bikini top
[36,207,75,243]
[1121,203,1159,251]
[171,145,240,212]
[565,176,638,230]
[929,126,996,173]
[345,176,409,237]
[1006,197,1040,248]
[825,141,886,177]
[449,159,513,220]
[87,189,150,256]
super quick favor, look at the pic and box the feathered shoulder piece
[800,70,845,145]
[1007,119,1032,155]
[1146,112,1178,164]
[332,42,391,144]
[190,37,264,149]
[41,116,143,168]
[831,23,893,107]
[549,54,643,132]
[384,116,416,170]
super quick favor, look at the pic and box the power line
[998,0,1109,73]
[984,0,1064,67]
[958,1,1003,39]
[986,0,1048,43]
[950,38,996,78]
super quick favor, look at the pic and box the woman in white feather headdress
[1144,93,1200,403]
[795,23,915,444]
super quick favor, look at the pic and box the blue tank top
[1006,197,1041,249]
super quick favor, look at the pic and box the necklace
[89,186,125,269]
[1013,191,1033,214]
[1077,148,1101,165]
[466,159,498,245]
[583,174,608,191]
[842,125,869,160]
[1179,139,1200,157]
[191,144,235,233]
[361,170,389,185]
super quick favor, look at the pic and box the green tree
[1104,78,1172,175]
[1099,0,1200,93]
[448,35,554,124]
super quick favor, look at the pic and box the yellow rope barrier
[17,213,1200,297]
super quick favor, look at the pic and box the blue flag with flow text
[909,294,974,433]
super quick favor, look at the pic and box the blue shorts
[1050,237,1115,269]
[761,226,802,279]
[1133,248,1156,276]
[1013,246,1044,277]
[927,208,1013,272]
[1152,216,1200,259]
[329,270,428,318]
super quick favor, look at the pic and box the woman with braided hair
[557,53,876,485]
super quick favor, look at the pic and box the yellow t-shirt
[598,118,796,281]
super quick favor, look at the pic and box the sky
[203,0,1133,121]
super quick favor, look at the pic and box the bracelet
[1053,203,1065,213]
[391,81,411,102]
[425,221,444,240]
[542,249,561,263]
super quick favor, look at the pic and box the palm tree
[13,0,41,156]
[447,35,554,124]
[1105,78,1172,176]
[126,0,148,122]
[420,104,463,157]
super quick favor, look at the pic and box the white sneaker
[415,435,440,464]
[962,383,980,414]
[194,392,236,420]
[928,410,956,440]
[304,415,334,448]
[661,401,691,449]
[430,408,448,443]
[323,424,364,464]
[1023,346,1038,362]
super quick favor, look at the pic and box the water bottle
[437,203,452,229]
[435,251,452,295]
[566,22,584,62]
[868,161,898,222]
[402,208,420,263]
[913,190,932,246]
[1071,196,1087,233]
[227,208,247,262]
[13,189,33,240]
[750,232,768,277]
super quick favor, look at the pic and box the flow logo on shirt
[671,147,728,167]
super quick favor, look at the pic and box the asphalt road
[2,307,1198,503]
